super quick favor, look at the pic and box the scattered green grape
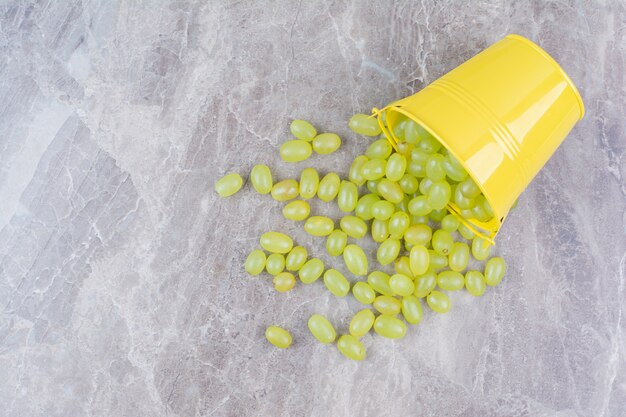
[354,193,380,220]
[317,172,340,202]
[465,270,486,296]
[340,215,368,239]
[448,242,470,272]
[361,158,387,181]
[437,270,465,291]
[377,179,404,204]
[372,200,396,220]
[349,113,382,136]
[215,173,243,197]
[366,139,393,159]
[428,250,448,271]
[273,272,296,292]
[337,181,359,212]
[373,295,401,315]
[280,140,312,162]
[282,200,310,221]
[326,230,348,256]
[409,245,430,276]
[485,257,506,286]
[337,334,366,360]
[377,238,401,265]
[352,282,376,304]
[432,229,454,255]
[371,218,389,242]
[425,154,446,181]
[459,177,480,198]
[343,244,368,276]
[271,179,299,201]
[308,314,336,344]
[323,269,350,297]
[304,216,334,236]
[265,325,292,348]
[388,211,410,238]
[401,295,423,324]
[399,173,419,194]
[244,250,266,275]
[419,177,434,195]
[260,232,293,254]
[373,315,406,339]
[290,119,317,141]
[458,223,475,240]
[441,214,460,232]
[349,309,375,337]
[394,256,414,278]
[389,273,415,296]
[427,290,451,313]
[285,246,307,271]
[349,155,369,185]
[427,180,451,210]
[414,271,437,298]
[367,271,394,296]
[312,133,341,154]
[418,135,442,154]
[299,168,319,199]
[408,195,432,216]
[471,237,492,261]
[250,164,273,194]
[266,253,285,275]
[367,179,381,195]
[299,258,324,284]
[385,153,407,181]
[404,224,432,246]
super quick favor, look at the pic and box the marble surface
[1,1,625,416]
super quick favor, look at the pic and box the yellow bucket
[376,34,584,242]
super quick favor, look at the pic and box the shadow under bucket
[376,34,585,242]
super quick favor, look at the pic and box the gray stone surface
[0,1,625,416]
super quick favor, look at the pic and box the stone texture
[0,1,624,416]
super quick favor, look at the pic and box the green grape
[373,295,402,315]
[349,155,369,186]
[337,334,366,360]
[458,223,475,240]
[394,256,413,278]
[377,238,401,265]
[250,164,273,194]
[385,153,407,181]
[404,120,420,144]
[395,141,412,156]
[395,196,411,214]
[441,214,460,232]
[484,257,506,286]
[280,140,312,162]
[271,179,299,201]
[299,258,324,284]
[418,136,442,154]
[437,270,465,291]
[425,154,446,181]
[392,117,407,140]
[414,271,437,297]
[323,269,350,297]
[290,119,317,141]
[432,229,454,255]
[352,282,376,304]
[349,309,375,337]
[460,208,475,219]
[265,325,292,348]
[361,158,387,181]
[401,295,423,324]
[389,273,415,297]
[266,253,285,275]
[340,215,368,239]
[371,219,389,242]
[410,215,430,225]
[404,224,432,246]
[454,185,476,209]
[366,139,393,159]
[407,160,427,178]
[429,208,448,222]
[442,154,468,182]
[304,216,334,236]
[343,244,368,276]
[465,270,486,296]
[355,193,380,220]
[448,242,470,272]
[244,250,266,275]
[299,168,319,199]
[367,271,394,296]
[260,231,293,253]
[399,173,419,194]
[472,196,493,222]
[273,271,296,292]
[349,113,381,136]
[377,179,404,203]
[426,290,451,313]
[282,200,310,221]
[337,180,359,212]
[427,181,451,210]
[408,195,432,216]
[410,148,430,164]
[326,230,348,256]
[471,237,492,261]
[215,173,243,197]
[482,196,495,218]
[312,133,341,154]
[418,177,433,195]
[285,246,307,271]
[367,179,381,195]
[317,173,340,202]
[409,245,430,276]
[459,177,481,198]
[373,315,407,339]
[371,200,396,220]
[388,211,410,238]
[428,250,448,271]
[308,314,336,344]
